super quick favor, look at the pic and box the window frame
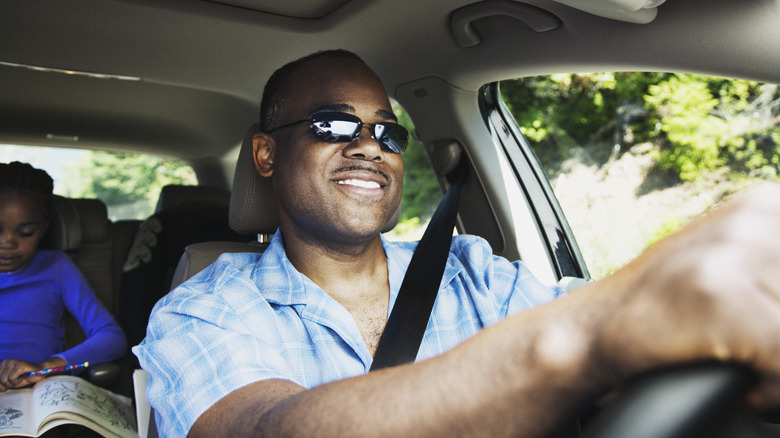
[479,82,590,281]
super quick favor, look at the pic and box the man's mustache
[332,165,390,183]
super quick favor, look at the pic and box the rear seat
[40,195,81,254]
[39,195,136,395]
[67,198,117,316]
[41,196,123,345]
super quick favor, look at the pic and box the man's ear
[252,132,275,177]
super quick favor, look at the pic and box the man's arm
[191,288,605,437]
[191,182,780,437]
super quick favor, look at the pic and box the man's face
[269,57,404,247]
[0,189,48,273]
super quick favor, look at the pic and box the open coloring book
[0,374,139,438]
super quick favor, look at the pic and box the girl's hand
[0,357,67,391]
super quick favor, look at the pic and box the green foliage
[645,75,725,180]
[388,216,423,241]
[645,216,686,248]
[63,151,196,217]
[393,104,442,223]
[502,73,780,182]
[643,75,780,181]
[501,73,666,169]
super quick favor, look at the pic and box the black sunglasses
[267,111,409,154]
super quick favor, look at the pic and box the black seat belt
[371,162,466,371]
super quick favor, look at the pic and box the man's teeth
[338,179,381,189]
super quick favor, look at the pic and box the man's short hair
[259,49,366,132]
[0,161,55,218]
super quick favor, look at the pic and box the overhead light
[0,61,141,81]
[46,134,80,142]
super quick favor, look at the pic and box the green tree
[501,72,664,170]
[394,105,441,223]
[646,75,780,180]
[502,73,779,182]
[64,151,196,217]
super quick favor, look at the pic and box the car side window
[386,103,442,242]
[501,73,780,278]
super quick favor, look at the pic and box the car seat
[39,196,84,349]
[40,196,119,346]
[39,195,127,389]
[39,195,81,253]
[68,198,118,317]
[120,184,254,348]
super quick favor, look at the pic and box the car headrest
[229,124,279,235]
[40,195,82,251]
[70,198,110,243]
[155,184,231,212]
[228,124,399,235]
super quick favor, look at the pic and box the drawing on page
[37,379,134,430]
[0,407,23,428]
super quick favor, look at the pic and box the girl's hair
[0,161,55,219]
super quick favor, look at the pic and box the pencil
[24,361,89,377]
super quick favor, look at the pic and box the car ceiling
[1,0,778,164]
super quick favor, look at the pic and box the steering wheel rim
[581,361,779,438]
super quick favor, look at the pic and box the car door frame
[479,81,590,282]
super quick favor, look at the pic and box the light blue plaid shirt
[133,230,564,437]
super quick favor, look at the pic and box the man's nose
[343,126,384,161]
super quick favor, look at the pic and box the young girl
[0,161,127,391]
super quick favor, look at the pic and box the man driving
[134,50,780,437]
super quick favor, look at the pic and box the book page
[31,375,138,438]
[0,388,36,437]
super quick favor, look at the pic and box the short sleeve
[133,254,295,437]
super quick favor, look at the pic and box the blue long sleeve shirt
[0,250,127,365]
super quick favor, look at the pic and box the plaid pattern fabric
[134,230,564,436]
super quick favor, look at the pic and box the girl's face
[0,189,49,273]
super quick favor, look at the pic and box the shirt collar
[254,229,463,310]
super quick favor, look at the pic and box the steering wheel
[581,361,780,438]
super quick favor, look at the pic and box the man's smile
[330,165,391,195]
[337,179,382,189]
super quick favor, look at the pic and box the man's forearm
[192,183,780,437]
[192,289,606,438]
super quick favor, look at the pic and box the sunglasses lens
[309,112,408,154]
[374,123,408,154]
[311,113,361,142]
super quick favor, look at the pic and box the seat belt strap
[370,172,464,371]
